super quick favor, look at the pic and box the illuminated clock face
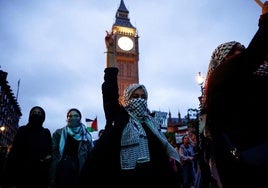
[118,36,134,51]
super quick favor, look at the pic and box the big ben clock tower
[106,0,139,103]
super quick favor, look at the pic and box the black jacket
[2,125,52,188]
[206,13,268,187]
[79,67,180,188]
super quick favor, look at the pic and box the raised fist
[105,31,115,51]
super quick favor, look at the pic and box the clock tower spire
[106,0,139,103]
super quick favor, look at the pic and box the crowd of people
[1,2,268,187]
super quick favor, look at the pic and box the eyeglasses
[67,114,80,118]
[130,94,147,99]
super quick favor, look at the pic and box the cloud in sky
[0,0,262,138]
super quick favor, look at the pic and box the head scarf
[254,56,268,76]
[122,83,149,118]
[28,106,46,128]
[206,41,239,80]
[201,41,241,110]
[122,84,148,106]
[59,109,93,158]
[120,84,180,170]
[66,108,82,128]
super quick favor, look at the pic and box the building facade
[0,69,22,152]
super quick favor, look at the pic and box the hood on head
[28,106,46,127]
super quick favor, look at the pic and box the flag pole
[16,79,20,100]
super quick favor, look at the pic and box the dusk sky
[0,0,262,138]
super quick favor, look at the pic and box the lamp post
[196,71,205,119]
[196,72,205,113]
[196,71,204,95]
[195,72,205,149]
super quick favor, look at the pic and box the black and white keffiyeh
[202,41,240,109]
[120,84,180,170]
[205,41,239,89]
[124,98,148,117]
[120,116,150,169]
[254,61,268,76]
[122,83,148,105]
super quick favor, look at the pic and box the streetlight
[0,126,6,146]
[196,72,205,112]
[196,72,209,138]
[196,72,204,94]
[193,72,206,151]
[0,126,5,132]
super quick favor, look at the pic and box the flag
[91,117,98,131]
[86,117,98,132]
[85,118,93,122]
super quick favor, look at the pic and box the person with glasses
[200,2,268,187]
[49,108,93,188]
[78,32,181,188]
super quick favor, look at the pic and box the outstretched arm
[105,31,117,68]
[255,0,263,7]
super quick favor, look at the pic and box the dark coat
[49,126,93,188]
[79,67,180,188]
[2,125,52,188]
[206,13,268,187]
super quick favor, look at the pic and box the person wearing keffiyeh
[78,32,181,188]
[49,108,93,188]
[199,2,268,188]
